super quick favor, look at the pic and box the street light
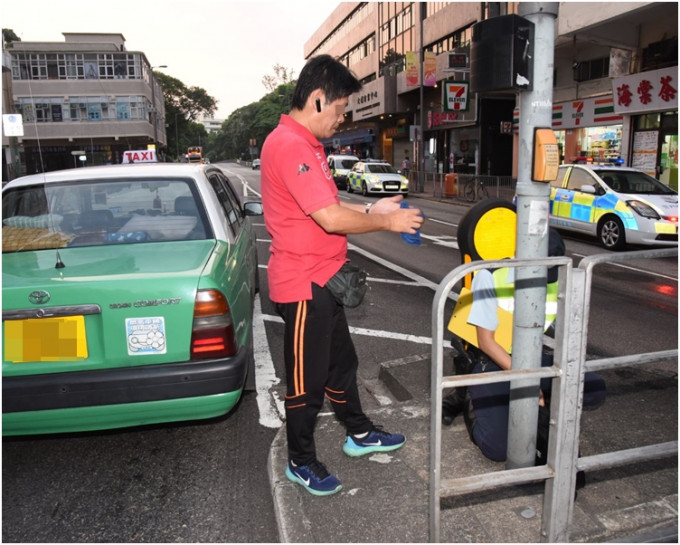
[149,65,167,152]
[175,112,180,161]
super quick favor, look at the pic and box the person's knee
[583,372,606,409]
[472,426,507,462]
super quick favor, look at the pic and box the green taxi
[2,163,262,435]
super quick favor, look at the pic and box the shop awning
[321,128,374,147]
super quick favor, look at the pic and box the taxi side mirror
[244,202,264,216]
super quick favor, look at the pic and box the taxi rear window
[2,178,210,252]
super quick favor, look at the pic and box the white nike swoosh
[362,440,382,446]
[294,471,311,486]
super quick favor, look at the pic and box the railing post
[540,266,586,541]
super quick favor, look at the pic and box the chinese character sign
[612,67,678,114]
[424,51,437,87]
[406,51,419,86]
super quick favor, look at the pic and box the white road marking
[572,253,678,282]
[261,313,432,344]
[420,233,459,249]
[428,217,458,227]
[253,294,285,428]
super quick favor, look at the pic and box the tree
[212,82,295,161]
[262,64,296,93]
[3,28,20,47]
[156,72,216,161]
[156,72,217,121]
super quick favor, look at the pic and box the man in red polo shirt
[261,55,423,496]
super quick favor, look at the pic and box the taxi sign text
[122,150,158,164]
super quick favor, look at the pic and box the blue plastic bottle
[400,200,421,246]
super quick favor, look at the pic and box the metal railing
[408,172,517,203]
[429,247,678,542]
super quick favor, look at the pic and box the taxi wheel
[598,216,626,251]
[347,182,354,193]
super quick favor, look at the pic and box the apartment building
[305,2,677,186]
[201,118,225,134]
[3,33,167,178]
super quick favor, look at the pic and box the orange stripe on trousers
[293,301,307,396]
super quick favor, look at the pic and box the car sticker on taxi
[126,317,167,355]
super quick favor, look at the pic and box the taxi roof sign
[122,150,158,164]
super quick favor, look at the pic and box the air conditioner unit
[646,38,676,60]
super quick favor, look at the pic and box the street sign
[71,150,86,156]
[2,114,24,137]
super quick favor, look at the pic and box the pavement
[267,354,678,543]
[266,191,678,543]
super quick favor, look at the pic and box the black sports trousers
[275,282,373,465]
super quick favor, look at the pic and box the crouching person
[443,229,606,465]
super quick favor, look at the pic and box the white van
[327,154,359,190]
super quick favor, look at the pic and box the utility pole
[506,2,559,469]
[418,2,426,193]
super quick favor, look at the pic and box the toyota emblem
[28,290,50,305]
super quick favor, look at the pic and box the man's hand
[369,195,404,214]
[370,196,424,234]
[315,197,423,235]
[388,205,423,234]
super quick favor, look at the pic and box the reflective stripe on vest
[491,267,558,332]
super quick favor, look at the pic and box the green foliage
[3,28,20,47]
[262,63,296,92]
[156,72,216,161]
[211,82,294,161]
[160,65,296,162]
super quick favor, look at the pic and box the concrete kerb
[268,428,317,543]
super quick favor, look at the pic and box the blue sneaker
[343,426,406,457]
[285,459,342,496]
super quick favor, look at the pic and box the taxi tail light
[191,289,237,358]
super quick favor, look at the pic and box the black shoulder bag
[326,262,367,308]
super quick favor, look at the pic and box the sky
[2,0,338,120]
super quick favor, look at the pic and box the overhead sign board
[611,66,678,115]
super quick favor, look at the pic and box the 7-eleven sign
[444,82,470,112]
[571,100,585,125]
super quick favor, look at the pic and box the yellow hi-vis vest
[492,267,559,333]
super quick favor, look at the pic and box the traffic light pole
[507,2,559,469]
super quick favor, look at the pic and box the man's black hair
[291,55,362,110]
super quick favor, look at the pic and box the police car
[346,160,409,196]
[327,154,359,190]
[549,164,678,250]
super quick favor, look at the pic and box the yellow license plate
[4,316,88,363]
